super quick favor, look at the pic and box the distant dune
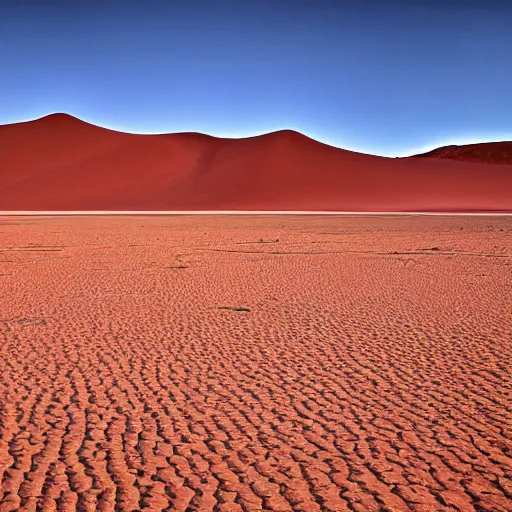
[413,141,512,165]
[1,113,511,211]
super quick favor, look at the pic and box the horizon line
[2,111,511,159]
[2,211,511,217]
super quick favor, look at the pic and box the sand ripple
[0,215,511,511]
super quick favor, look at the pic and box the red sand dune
[413,141,512,165]
[1,113,511,211]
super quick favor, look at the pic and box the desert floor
[0,215,511,512]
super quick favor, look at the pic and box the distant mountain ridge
[1,114,511,212]
[412,141,512,165]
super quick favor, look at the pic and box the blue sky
[1,0,511,156]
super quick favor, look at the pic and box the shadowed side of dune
[1,114,511,211]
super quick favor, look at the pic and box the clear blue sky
[1,0,511,156]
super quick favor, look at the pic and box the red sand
[1,114,511,212]
[0,215,511,511]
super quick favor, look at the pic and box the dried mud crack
[0,214,511,512]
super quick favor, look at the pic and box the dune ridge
[1,113,511,211]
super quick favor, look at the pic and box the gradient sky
[1,0,511,156]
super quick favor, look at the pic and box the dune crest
[1,114,511,211]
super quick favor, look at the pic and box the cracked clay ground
[0,215,511,512]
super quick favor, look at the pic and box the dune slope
[1,114,511,211]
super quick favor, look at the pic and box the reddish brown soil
[1,215,511,512]
[413,142,512,165]
[1,114,512,212]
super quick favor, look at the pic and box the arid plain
[0,214,511,512]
